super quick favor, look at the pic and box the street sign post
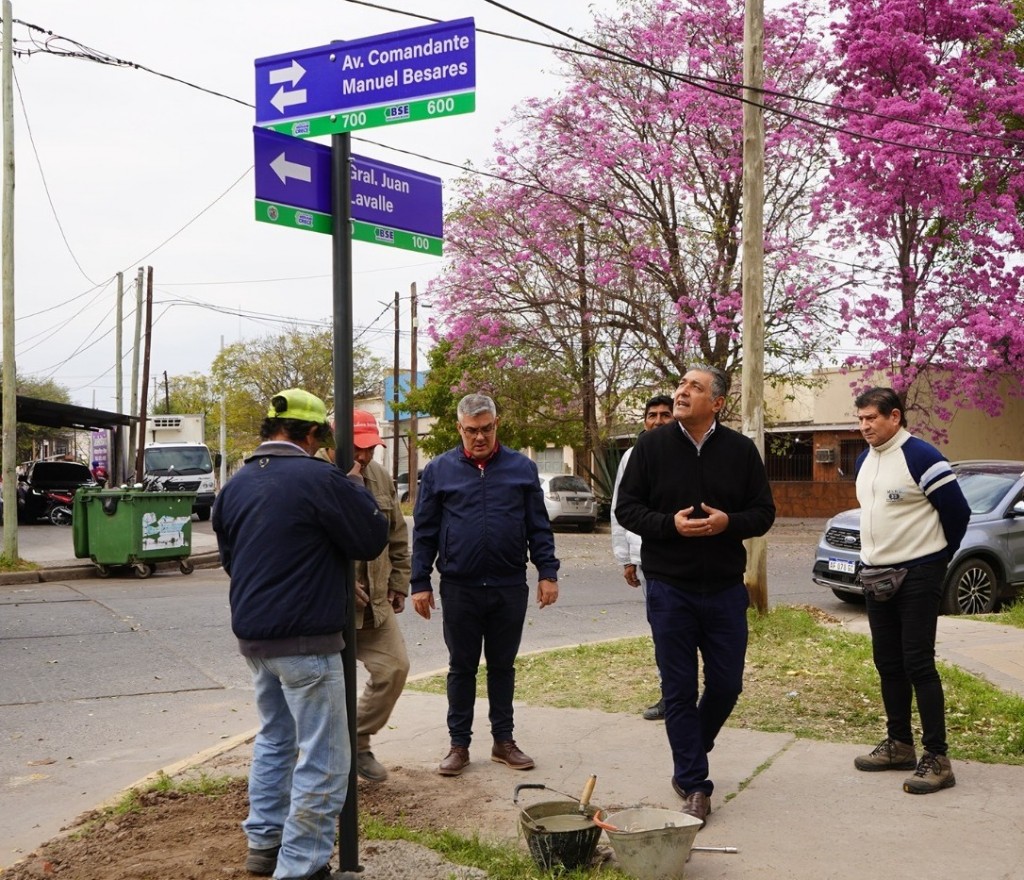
[255,18,475,138]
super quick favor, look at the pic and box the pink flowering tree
[818,0,1024,432]
[428,0,835,475]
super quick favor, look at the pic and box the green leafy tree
[401,340,573,458]
[205,326,385,468]
[6,374,73,463]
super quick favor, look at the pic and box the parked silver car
[812,460,1024,614]
[538,474,598,532]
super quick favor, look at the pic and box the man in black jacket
[616,365,775,828]
[213,388,388,880]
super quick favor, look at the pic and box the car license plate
[828,557,857,575]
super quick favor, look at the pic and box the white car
[538,474,598,532]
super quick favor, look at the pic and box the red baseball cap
[353,409,385,449]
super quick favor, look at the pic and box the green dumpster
[73,487,196,578]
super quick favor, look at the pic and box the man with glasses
[411,393,560,777]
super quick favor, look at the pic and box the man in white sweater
[610,394,674,719]
[852,387,970,795]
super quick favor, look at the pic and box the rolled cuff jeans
[243,652,349,880]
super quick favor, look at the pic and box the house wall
[766,369,1024,518]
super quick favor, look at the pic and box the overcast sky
[6,0,620,409]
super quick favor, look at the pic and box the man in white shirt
[610,394,673,719]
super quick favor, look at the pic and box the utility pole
[219,336,227,490]
[742,0,768,612]
[127,267,144,477]
[408,282,418,504]
[134,267,153,481]
[114,271,124,485]
[2,0,17,560]
[392,290,400,482]
[577,222,596,481]
[163,370,170,414]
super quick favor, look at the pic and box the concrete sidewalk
[5,523,1024,879]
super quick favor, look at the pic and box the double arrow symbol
[269,59,307,114]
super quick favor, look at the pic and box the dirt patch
[0,765,516,880]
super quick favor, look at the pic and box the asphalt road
[0,518,847,868]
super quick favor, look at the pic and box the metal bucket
[603,807,703,880]
[514,784,602,871]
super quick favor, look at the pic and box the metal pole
[331,131,360,873]
[392,290,400,482]
[2,0,17,560]
[408,282,418,503]
[742,0,768,611]
[114,271,124,485]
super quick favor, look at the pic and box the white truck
[143,414,218,521]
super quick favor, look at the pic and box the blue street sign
[350,154,442,239]
[255,18,475,137]
[254,127,331,214]
[254,128,444,242]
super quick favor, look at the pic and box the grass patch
[984,597,1024,630]
[408,605,1024,765]
[106,771,239,817]
[0,553,39,572]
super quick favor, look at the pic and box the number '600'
[426,97,455,115]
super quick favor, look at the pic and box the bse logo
[374,228,395,243]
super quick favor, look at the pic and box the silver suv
[812,460,1024,615]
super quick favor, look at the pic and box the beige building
[765,369,1024,517]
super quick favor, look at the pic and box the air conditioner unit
[815,448,836,464]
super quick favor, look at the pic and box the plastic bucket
[604,807,703,880]
[519,799,602,871]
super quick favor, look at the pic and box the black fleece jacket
[615,421,775,592]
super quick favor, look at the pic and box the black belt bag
[858,566,908,602]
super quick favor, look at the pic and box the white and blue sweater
[855,428,970,568]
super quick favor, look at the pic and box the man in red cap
[320,410,411,783]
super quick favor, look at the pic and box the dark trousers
[439,581,529,747]
[647,579,749,796]
[866,559,948,755]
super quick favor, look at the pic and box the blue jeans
[866,559,948,755]
[647,579,749,796]
[243,653,349,880]
[439,582,529,746]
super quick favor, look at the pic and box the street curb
[0,551,222,585]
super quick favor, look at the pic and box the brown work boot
[438,745,470,777]
[491,739,535,770]
[903,752,956,794]
[854,738,917,772]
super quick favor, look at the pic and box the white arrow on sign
[271,86,308,114]
[270,152,312,185]
[268,59,306,87]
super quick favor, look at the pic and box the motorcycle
[44,489,74,526]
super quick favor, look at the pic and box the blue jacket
[411,444,560,592]
[212,441,388,653]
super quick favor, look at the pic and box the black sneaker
[245,844,280,875]
[642,699,665,720]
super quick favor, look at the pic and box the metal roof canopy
[6,395,135,431]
